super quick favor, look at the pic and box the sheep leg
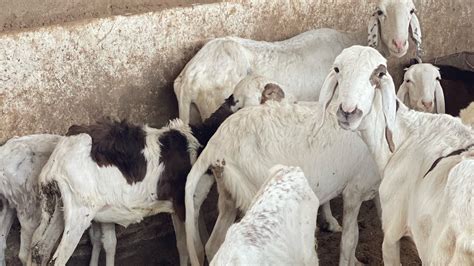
[100,223,116,266]
[29,185,64,266]
[380,207,404,266]
[198,214,209,245]
[321,201,342,232]
[338,189,363,266]
[0,199,15,266]
[88,222,102,266]
[177,90,192,125]
[205,160,238,261]
[190,173,215,265]
[373,193,382,220]
[17,213,38,265]
[51,207,93,266]
[205,194,237,262]
[171,213,189,266]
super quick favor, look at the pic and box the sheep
[399,61,474,116]
[25,119,197,266]
[397,63,444,113]
[28,98,236,266]
[184,99,381,265]
[210,164,319,266]
[175,0,423,125]
[229,74,296,112]
[318,45,474,265]
[0,135,62,266]
[231,76,346,233]
[0,134,123,266]
[460,102,474,127]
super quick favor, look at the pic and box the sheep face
[374,0,420,57]
[398,63,443,113]
[319,46,398,150]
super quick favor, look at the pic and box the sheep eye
[410,9,415,14]
[378,72,386,78]
[405,79,411,83]
[436,77,441,81]
[334,67,340,73]
[377,10,384,16]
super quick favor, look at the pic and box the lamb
[318,45,474,265]
[175,0,423,125]
[460,102,474,127]
[184,97,381,265]
[210,164,319,266]
[28,98,236,266]
[399,61,474,117]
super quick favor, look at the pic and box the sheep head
[368,0,422,59]
[230,74,290,112]
[319,45,397,152]
[397,63,445,113]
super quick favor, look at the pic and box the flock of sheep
[1,0,473,265]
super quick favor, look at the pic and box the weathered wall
[1,0,472,142]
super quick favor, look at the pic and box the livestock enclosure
[1,0,472,265]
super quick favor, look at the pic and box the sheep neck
[357,91,408,175]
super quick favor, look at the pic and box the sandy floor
[7,189,422,266]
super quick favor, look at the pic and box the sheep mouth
[337,120,353,130]
[388,47,408,58]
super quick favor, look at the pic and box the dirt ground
[7,187,421,266]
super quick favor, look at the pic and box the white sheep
[460,102,474,127]
[210,164,319,266]
[397,63,445,113]
[184,100,381,265]
[0,134,118,266]
[318,45,474,265]
[231,77,348,233]
[175,0,423,125]
[0,135,60,266]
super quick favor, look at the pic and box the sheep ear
[396,82,410,105]
[319,70,338,112]
[261,83,285,104]
[368,13,380,48]
[410,14,423,61]
[435,80,445,113]
[379,73,397,153]
[313,70,338,134]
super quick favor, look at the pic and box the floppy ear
[396,82,410,105]
[410,14,423,60]
[261,83,285,104]
[313,69,338,134]
[319,70,338,112]
[368,12,380,48]
[434,80,445,113]
[379,73,397,153]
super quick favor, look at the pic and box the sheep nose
[392,39,407,50]
[422,100,433,109]
[338,104,358,117]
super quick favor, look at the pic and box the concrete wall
[1,0,472,142]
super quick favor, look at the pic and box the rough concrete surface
[1,0,472,265]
